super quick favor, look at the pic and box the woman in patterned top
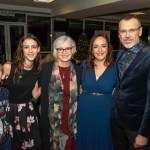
[40,35,81,150]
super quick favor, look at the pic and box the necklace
[94,65,100,72]
[59,66,69,79]
[94,62,103,72]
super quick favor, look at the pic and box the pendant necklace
[59,67,68,79]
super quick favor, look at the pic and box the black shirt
[5,65,39,104]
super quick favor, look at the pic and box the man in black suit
[111,14,150,150]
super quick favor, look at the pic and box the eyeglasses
[56,46,74,53]
[119,26,141,35]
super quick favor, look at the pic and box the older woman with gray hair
[40,35,81,150]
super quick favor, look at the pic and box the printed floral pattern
[48,61,78,150]
[6,102,41,149]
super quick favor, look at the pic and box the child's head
[14,33,41,67]
[0,64,3,82]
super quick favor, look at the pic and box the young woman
[40,35,81,150]
[76,33,116,150]
[3,33,41,150]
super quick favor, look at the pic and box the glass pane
[105,22,119,50]
[105,22,119,61]
[0,25,6,64]
[141,25,149,44]
[68,19,83,43]
[9,25,24,60]
[28,15,51,53]
[85,20,103,41]
[0,12,25,22]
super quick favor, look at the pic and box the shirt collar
[127,41,145,54]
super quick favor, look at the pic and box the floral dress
[5,65,41,149]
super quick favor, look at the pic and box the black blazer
[40,61,81,149]
[112,45,150,138]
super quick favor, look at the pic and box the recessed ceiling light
[33,0,54,3]
[130,12,145,15]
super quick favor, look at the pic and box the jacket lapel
[116,50,125,84]
[42,61,54,91]
[121,46,149,80]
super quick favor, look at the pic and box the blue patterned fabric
[0,87,9,104]
[117,42,145,79]
[0,86,10,144]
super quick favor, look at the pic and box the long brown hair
[13,33,41,83]
[86,33,113,70]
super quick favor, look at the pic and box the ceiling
[0,0,150,23]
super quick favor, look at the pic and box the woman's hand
[32,81,41,99]
[2,62,11,80]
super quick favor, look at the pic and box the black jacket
[111,45,150,138]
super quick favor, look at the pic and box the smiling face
[118,18,142,49]
[22,38,40,65]
[57,40,73,66]
[92,36,108,63]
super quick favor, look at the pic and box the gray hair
[52,35,76,59]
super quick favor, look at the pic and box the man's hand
[134,134,148,148]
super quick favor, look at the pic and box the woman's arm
[32,81,41,99]
[2,61,11,80]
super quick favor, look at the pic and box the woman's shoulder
[108,64,116,77]
[41,61,54,78]
[80,59,87,72]
[109,63,115,68]
[108,63,115,71]
[80,59,86,66]
[73,63,82,72]
[41,61,54,70]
